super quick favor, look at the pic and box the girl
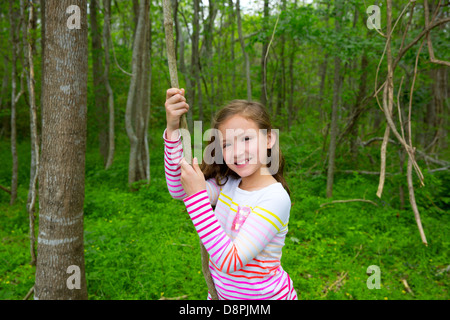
[163,88,297,300]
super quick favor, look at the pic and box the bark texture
[35,0,88,300]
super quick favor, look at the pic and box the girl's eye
[244,136,251,141]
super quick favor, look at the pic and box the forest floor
[0,127,448,300]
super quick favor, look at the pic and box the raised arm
[163,87,220,205]
[182,189,291,273]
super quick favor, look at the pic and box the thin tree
[103,0,115,169]
[8,0,25,205]
[228,0,236,97]
[260,0,269,107]
[192,0,203,121]
[326,0,343,198]
[163,0,218,300]
[21,0,38,266]
[35,0,89,299]
[125,0,151,188]
[236,0,251,100]
[90,0,109,167]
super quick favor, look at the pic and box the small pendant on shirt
[232,205,252,231]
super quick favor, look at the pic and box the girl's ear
[267,130,277,149]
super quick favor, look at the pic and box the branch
[23,286,34,300]
[320,199,378,207]
[407,154,428,246]
[401,279,415,296]
[163,0,215,300]
[110,33,132,76]
[360,137,398,147]
[393,17,450,70]
[0,185,11,194]
[424,0,450,67]
[428,166,449,173]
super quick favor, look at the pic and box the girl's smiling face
[218,115,275,179]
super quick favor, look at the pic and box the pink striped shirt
[163,128,297,300]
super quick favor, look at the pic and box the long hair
[200,100,290,196]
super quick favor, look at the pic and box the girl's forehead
[218,115,259,131]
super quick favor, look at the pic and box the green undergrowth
[0,127,448,300]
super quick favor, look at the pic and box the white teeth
[236,158,250,165]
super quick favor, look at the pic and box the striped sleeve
[183,189,291,274]
[163,128,220,205]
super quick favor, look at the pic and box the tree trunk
[90,0,109,166]
[173,0,193,132]
[103,0,115,169]
[425,66,446,153]
[0,55,9,139]
[318,1,330,127]
[22,0,38,266]
[125,0,151,188]
[228,0,236,98]
[349,52,368,164]
[35,0,89,300]
[326,0,343,198]
[163,0,218,299]
[287,37,295,132]
[8,0,22,206]
[260,0,269,107]
[236,0,251,100]
[376,0,395,199]
[192,0,203,122]
[275,0,287,122]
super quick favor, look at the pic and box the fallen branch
[320,199,378,207]
[338,170,393,176]
[436,265,450,275]
[401,279,414,296]
[428,166,449,173]
[23,286,34,300]
[0,184,11,194]
[322,271,348,297]
[322,245,363,297]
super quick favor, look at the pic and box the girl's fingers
[166,95,186,108]
[170,101,188,110]
[166,88,185,100]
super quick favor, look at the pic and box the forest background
[0,0,449,300]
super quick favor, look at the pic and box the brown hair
[200,100,291,196]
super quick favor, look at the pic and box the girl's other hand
[180,157,206,197]
[165,88,189,132]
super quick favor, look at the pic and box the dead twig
[322,245,363,297]
[23,286,34,300]
[401,279,414,296]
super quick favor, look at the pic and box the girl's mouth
[234,158,251,168]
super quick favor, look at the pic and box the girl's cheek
[222,150,232,164]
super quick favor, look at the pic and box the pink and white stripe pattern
[163,129,297,300]
[163,129,220,204]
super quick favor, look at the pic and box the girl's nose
[234,140,247,157]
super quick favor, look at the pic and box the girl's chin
[231,166,256,178]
